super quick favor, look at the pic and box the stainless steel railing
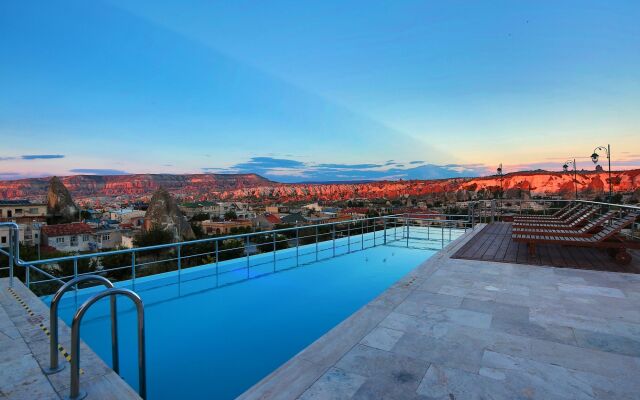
[47,275,119,375]
[5,213,473,295]
[0,222,19,286]
[67,288,146,400]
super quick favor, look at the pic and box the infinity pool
[49,230,458,399]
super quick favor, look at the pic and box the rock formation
[46,176,79,223]
[144,187,195,241]
[1,169,639,204]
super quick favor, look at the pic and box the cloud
[69,168,128,175]
[21,154,65,160]
[0,171,51,180]
[316,163,382,169]
[234,157,306,169]
[409,160,425,164]
[202,156,492,183]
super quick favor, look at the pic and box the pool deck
[452,222,640,273]
[240,224,640,400]
[0,278,140,400]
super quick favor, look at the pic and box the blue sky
[1,0,639,182]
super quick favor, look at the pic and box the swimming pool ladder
[47,275,147,400]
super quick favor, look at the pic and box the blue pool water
[48,230,455,399]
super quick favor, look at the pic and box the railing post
[394,218,397,241]
[361,220,364,250]
[215,240,219,287]
[73,259,78,290]
[245,236,250,278]
[177,244,182,284]
[8,227,14,287]
[406,218,409,247]
[273,232,277,272]
[26,265,30,290]
[315,225,319,262]
[295,227,299,266]
[332,224,336,257]
[383,217,387,245]
[131,252,136,290]
[373,218,377,246]
[347,223,351,253]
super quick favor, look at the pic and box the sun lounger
[512,211,617,237]
[513,203,581,222]
[512,213,640,264]
[512,206,598,229]
[513,203,574,221]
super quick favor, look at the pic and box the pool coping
[0,278,140,400]
[237,225,485,399]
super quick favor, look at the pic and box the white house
[41,223,95,252]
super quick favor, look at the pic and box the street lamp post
[562,159,578,200]
[591,144,612,201]
[496,164,503,217]
[496,163,503,197]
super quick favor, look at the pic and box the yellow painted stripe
[7,288,84,374]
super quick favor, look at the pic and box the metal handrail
[68,288,146,400]
[476,198,640,211]
[0,222,19,286]
[47,275,118,375]
[5,214,474,293]
[13,214,470,267]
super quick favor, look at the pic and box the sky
[1,0,639,182]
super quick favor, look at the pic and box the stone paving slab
[0,278,140,400]
[240,224,640,399]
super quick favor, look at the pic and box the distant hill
[0,173,274,201]
[0,170,638,203]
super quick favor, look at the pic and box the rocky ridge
[0,170,639,204]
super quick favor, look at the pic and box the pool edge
[236,225,486,400]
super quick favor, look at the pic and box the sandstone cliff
[144,188,195,241]
[1,170,639,204]
[46,176,79,223]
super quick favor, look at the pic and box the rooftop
[41,222,94,237]
[0,200,35,206]
[240,225,640,399]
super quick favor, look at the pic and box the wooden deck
[452,223,640,273]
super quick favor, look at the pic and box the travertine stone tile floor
[0,278,139,400]
[240,225,640,400]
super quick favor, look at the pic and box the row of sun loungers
[511,203,639,265]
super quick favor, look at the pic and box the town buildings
[180,201,256,220]
[199,219,253,235]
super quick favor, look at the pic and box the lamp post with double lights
[591,144,612,201]
[496,164,503,197]
[562,159,578,200]
[496,164,504,217]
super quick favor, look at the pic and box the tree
[254,234,289,253]
[190,213,210,222]
[190,222,206,239]
[365,209,380,218]
[133,225,173,247]
[100,247,132,281]
[218,239,244,261]
[610,193,623,204]
[224,210,238,220]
